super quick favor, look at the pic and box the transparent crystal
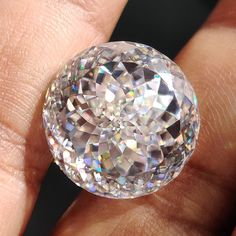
[43,41,200,199]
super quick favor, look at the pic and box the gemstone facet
[43,41,200,199]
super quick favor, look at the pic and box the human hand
[0,1,235,235]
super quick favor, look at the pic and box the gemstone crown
[43,41,200,198]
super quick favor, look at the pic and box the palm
[0,1,235,235]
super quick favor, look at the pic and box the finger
[0,0,127,235]
[233,228,236,236]
[54,0,236,235]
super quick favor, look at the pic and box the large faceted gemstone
[43,41,200,198]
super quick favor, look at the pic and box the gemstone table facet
[43,41,200,199]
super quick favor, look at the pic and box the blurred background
[24,0,217,235]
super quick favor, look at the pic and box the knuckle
[66,0,108,38]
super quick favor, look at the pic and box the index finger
[0,0,127,235]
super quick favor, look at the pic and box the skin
[0,0,235,235]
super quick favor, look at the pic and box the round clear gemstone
[43,41,200,199]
